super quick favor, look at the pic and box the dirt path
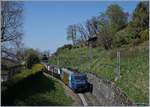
[43,72,83,106]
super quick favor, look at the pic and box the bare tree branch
[1,1,24,62]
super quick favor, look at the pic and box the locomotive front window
[74,76,86,81]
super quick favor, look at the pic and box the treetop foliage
[66,2,149,50]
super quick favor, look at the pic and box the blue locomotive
[60,68,90,92]
[45,64,92,92]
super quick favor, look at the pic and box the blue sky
[24,1,139,53]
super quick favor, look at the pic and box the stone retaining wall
[86,73,134,106]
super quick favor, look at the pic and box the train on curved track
[44,64,92,92]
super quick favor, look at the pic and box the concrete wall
[86,73,133,106]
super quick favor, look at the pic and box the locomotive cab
[60,68,92,93]
[71,73,89,92]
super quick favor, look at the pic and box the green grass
[4,64,45,88]
[49,41,149,105]
[2,65,73,106]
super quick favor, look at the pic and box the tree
[67,24,77,45]
[15,42,25,62]
[24,48,41,59]
[97,13,112,49]
[86,16,99,38]
[130,1,149,39]
[1,1,24,60]
[76,23,89,42]
[106,4,128,35]
[26,52,40,69]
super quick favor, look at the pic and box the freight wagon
[46,64,61,79]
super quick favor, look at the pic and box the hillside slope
[2,65,73,106]
[49,41,149,104]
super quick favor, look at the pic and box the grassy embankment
[49,41,149,104]
[2,64,73,106]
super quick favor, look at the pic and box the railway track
[78,93,88,106]
[43,64,89,106]
[43,71,88,106]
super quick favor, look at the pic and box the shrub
[58,44,72,50]
[63,44,73,49]
[1,64,47,105]
[113,29,135,47]
[3,64,46,89]
[140,29,149,41]
[26,53,40,69]
[55,44,73,55]
[130,38,142,46]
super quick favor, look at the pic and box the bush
[57,44,72,51]
[26,53,40,69]
[1,64,47,106]
[55,44,73,55]
[113,29,135,47]
[2,64,73,106]
[1,64,46,103]
[3,64,46,89]
[140,29,149,41]
[63,44,73,49]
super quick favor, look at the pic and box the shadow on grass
[1,72,61,106]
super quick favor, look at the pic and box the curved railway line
[45,72,88,106]
[78,93,88,106]
[43,63,101,106]
[43,66,88,106]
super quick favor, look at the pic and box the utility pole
[88,44,93,70]
[115,51,120,81]
[57,56,59,65]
